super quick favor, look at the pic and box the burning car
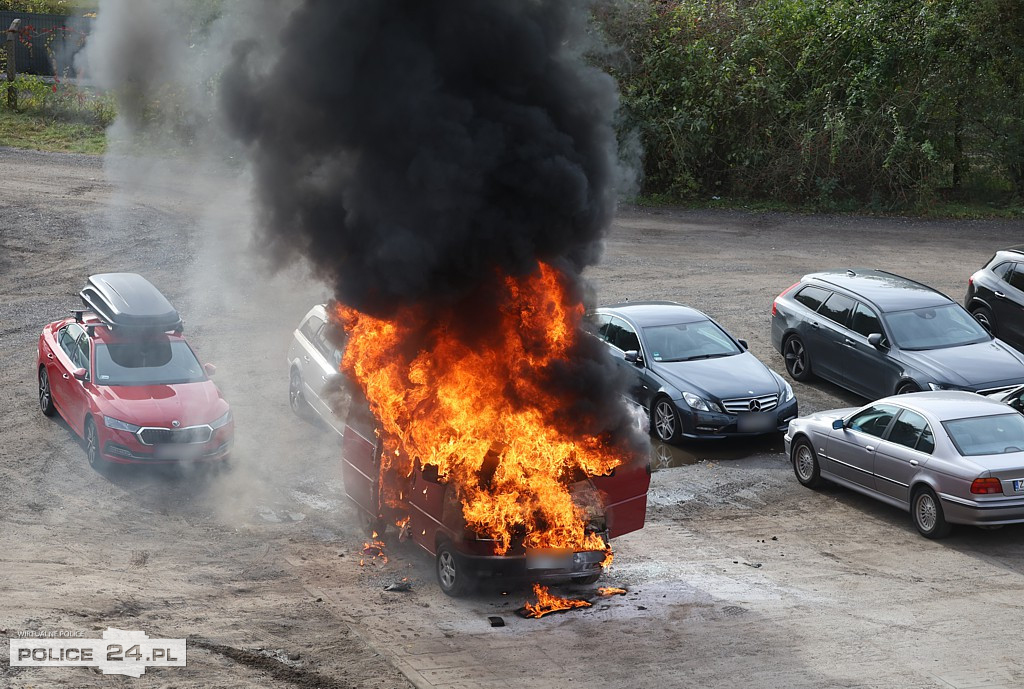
[36,273,233,468]
[341,390,651,596]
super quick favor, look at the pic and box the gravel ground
[3,146,1024,688]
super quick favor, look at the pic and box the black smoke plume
[223,0,645,451]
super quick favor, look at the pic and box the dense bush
[599,0,1024,209]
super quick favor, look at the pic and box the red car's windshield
[93,338,206,386]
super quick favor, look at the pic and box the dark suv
[771,269,1024,400]
[965,246,1024,352]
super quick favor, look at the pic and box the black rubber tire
[651,396,683,444]
[791,438,823,488]
[289,368,309,417]
[911,486,952,539]
[783,335,813,382]
[84,417,103,470]
[971,305,996,336]
[38,366,56,417]
[436,541,471,597]
[896,381,921,395]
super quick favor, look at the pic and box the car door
[311,325,346,433]
[873,408,934,504]
[842,302,901,399]
[808,292,857,386]
[825,403,900,490]
[994,263,1024,349]
[51,323,86,431]
[604,316,653,409]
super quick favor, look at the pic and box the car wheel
[911,486,951,538]
[38,366,56,417]
[84,417,103,470]
[436,541,471,597]
[791,438,823,488]
[783,335,813,382]
[971,305,996,336]
[358,510,386,539]
[289,368,309,417]
[896,381,920,395]
[651,397,682,444]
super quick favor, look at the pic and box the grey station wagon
[771,270,1024,400]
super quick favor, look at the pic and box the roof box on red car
[79,273,183,333]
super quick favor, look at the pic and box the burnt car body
[772,270,1024,399]
[341,397,651,596]
[965,246,1024,352]
[586,302,797,443]
[786,391,1024,538]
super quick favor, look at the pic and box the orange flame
[334,263,622,555]
[361,540,388,566]
[597,586,627,596]
[523,584,591,618]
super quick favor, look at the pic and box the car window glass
[608,317,641,352]
[300,314,325,343]
[312,325,338,364]
[59,323,84,361]
[847,404,900,438]
[1008,264,1024,291]
[794,286,830,311]
[818,293,855,327]
[883,304,990,350]
[992,262,1013,281]
[888,409,933,453]
[75,333,91,372]
[642,320,741,362]
[944,414,1024,456]
[1007,388,1024,414]
[94,339,205,386]
[849,302,883,339]
[584,313,611,341]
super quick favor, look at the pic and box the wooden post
[5,19,20,110]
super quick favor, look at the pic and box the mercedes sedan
[786,391,1024,538]
[586,302,797,444]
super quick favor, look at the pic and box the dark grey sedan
[771,269,1024,399]
[586,302,798,443]
[786,391,1024,538]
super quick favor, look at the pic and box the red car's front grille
[138,426,212,445]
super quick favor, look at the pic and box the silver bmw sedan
[785,391,1024,538]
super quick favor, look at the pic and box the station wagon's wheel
[84,417,102,470]
[783,335,813,382]
[289,368,309,417]
[970,305,996,336]
[896,381,920,395]
[651,397,682,444]
[911,486,951,539]
[791,438,823,488]
[436,541,471,597]
[38,366,55,417]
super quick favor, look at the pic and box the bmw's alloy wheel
[654,400,676,441]
[795,445,815,482]
[438,550,457,589]
[915,492,938,532]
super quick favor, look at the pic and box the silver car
[287,304,345,435]
[785,391,1024,538]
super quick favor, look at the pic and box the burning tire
[436,541,471,597]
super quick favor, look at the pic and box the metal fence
[1,11,93,77]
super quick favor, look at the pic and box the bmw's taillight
[772,282,800,316]
[970,477,1003,495]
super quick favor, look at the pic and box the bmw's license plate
[1013,479,1024,492]
[738,412,775,433]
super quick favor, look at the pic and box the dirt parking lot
[3,147,1024,689]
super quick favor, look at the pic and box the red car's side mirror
[204,363,217,377]
[72,368,87,381]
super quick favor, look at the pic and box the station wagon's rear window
[943,413,1024,456]
[794,285,830,311]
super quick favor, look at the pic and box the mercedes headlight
[682,392,712,412]
[104,416,141,433]
[927,383,955,391]
[781,378,794,402]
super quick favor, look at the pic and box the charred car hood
[652,352,781,401]
[95,381,227,427]
[901,340,1024,388]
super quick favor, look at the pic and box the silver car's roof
[877,391,1013,421]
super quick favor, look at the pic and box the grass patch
[0,110,106,154]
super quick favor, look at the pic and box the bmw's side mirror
[737,339,749,350]
[867,333,886,349]
[624,350,643,365]
[72,368,87,381]
[832,418,845,430]
[204,363,217,376]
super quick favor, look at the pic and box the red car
[36,273,233,468]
